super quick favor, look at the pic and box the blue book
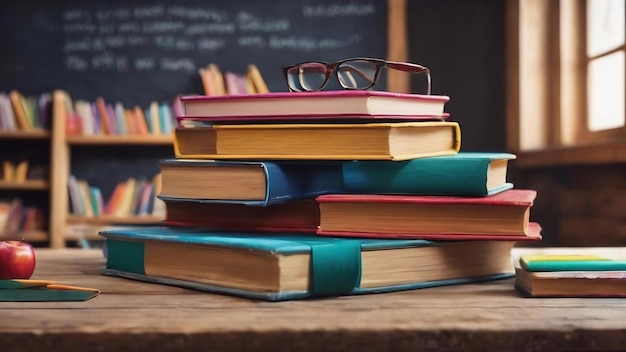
[342,152,516,196]
[157,159,345,206]
[99,227,515,302]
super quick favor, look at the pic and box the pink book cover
[316,189,537,207]
[176,113,450,124]
[180,90,450,103]
[179,90,451,119]
[317,222,543,241]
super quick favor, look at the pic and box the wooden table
[1,249,625,352]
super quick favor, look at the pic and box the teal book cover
[0,280,100,302]
[100,227,514,302]
[342,152,516,196]
[520,254,626,272]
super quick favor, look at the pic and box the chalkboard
[0,0,389,107]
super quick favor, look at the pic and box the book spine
[263,162,345,205]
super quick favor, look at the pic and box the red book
[316,189,541,241]
[163,199,319,233]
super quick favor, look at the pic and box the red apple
[0,240,36,279]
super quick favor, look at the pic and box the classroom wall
[407,0,507,153]
[519,166,626,247]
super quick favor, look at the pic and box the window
[507,0,626,166]
[586,0,624,132]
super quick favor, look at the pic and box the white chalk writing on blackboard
[61,3,378,72]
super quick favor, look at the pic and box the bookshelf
[0,180,49,190]
[49,90,172,248]
[0,130,50,140]
[66,135,173,146]
[0,90,53,243]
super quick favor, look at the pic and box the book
[164,199,319,232]
[177,113,450,125]
[515,253,626,297]
[158,159,344,205]
[0,279,100,302]
[173,122,461,161]
[180,90,449,118]
[316,189,541,240]
[99,227,515,301]
[246,63,269,94]
[342,152,516,196]
[515,268,626,298]
[520,254,626,272]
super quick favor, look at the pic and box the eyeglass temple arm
[386,61,431,95]
[386,61,429,73]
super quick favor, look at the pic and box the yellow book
[246,64,269,94]
[77,180,94,217]
[244,73,256,94]
[9,90,32,131]
[208,64,226,96]
[174,121,461,161]
[115,178,137,217]
[14,160,29,182]
[2,161,15,182]
[149,101,161,135]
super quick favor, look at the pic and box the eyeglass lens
[286,59,379,92]
[336,59,378,89]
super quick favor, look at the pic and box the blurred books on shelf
[0,198,45,239]
[0,91,51,132]
[1,160,48,183]
[67,174,165,219]
[198,63,269,96]
[59,93,177,137]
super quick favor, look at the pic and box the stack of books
[99,90,542,302]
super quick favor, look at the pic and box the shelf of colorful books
[0,130,50,140]
[65,134,173,146]
[0,180,49,190]
[66,215,165,226]
[1,230,48,242]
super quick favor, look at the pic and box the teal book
[0,279,100,302]
[342,152,516,196]
[100,227,515,302]
[520,254,626,272]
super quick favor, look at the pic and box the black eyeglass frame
[281,57,431,94]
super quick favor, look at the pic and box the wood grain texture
[1,249,625,351]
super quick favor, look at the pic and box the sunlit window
[586,0,625,132]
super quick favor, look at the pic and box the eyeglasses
[281,57,431,94]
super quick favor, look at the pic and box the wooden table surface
[1,249,625,352]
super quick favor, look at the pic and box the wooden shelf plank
[0,130,50,140]
[0,230,48,242]
[66,134,173,145]
[0,180,49,190]
[66,215,165,225]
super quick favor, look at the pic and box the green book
[0,279,100,302]
[520,254,626,272]
[342,152,516,196]
[100,226,515,302]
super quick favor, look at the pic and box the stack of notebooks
[99,90,543,302]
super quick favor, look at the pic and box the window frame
[507,0,626,167]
